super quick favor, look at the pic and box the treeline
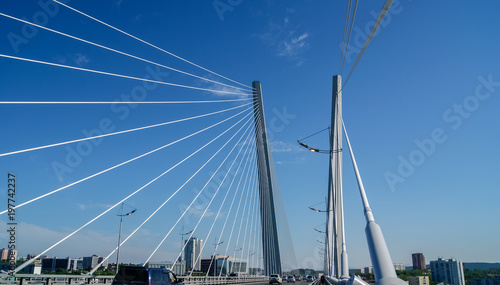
[464,268,500,285]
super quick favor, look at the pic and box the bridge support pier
[252,81,282,276]
[326,75,349,279]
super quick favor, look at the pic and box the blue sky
[1,0,499,271]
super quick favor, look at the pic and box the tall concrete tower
[325,75,349,279]
[252,81,282,276]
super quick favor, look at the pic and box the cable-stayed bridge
[0,1,407,285]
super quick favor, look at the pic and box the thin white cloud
[74,53,90,66]
[75,202,114,211]
[278,32,310,57]
[54,55,67,64]
[259,16,310,65]
[188,205,215,218]
[196,74,252,98]
[270,141,303,153]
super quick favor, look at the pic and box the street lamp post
[116,203,136,274]
[206,239,223,277]
[230,248,242,274]
[179,226,193,266]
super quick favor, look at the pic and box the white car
[269,274,282,284]
[287,276,296,283]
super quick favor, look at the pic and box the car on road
[269,274,282,284]
[287,276,296,283]
[112,266,183,285]
[306,275,314,282]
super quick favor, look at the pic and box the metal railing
[0,274,114,285]
[181,275,268,285]
[0,274,268,285]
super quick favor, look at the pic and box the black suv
[112,266,183,285]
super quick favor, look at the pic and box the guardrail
[0,274,114,285]
[0,274,268,285]
[182,276,268,285]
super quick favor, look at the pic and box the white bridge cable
[0,54,253,96]
[246,159,261,271]
[237,170,258,264]
[0,106,253,216]
[90,114,254,274]
[245,109,262,267]
[0,12,250,93]
[339,0,353,74]
[250,190,261,270]
[188,132,256,276]
[16,108,253,275]
[245,174,260,267]
[343,0,394,88]
[339,0,359,75]
[252,108,276,271]
[145,118,254,266]
[0,102,251,157]
[225,155,258,274]
[203,135,256,278]
[170,113,258,271]
[198,154,257,277]
[217,111,260,276]
[255,209,263,271]
[171,146,256,276]
[233,157,259,273]
[244,181,258,269]
[51,0,253,90]
[217,153,257,277]
[0,98,251,104]
[205,151,257,278]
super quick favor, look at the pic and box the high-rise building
[430,258,465,285]
[412,253,426,270]
[184,237,203,271]
[0,249,8,261]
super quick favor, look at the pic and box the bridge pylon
[252,81,282,276]
[325,75,349,280]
